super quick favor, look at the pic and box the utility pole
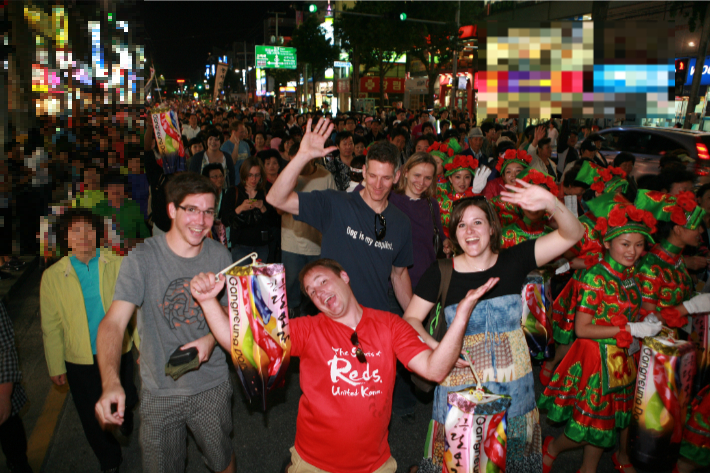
[685,3,710,130]
[449,0,460,116]
[244,41,249,105]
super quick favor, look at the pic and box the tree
[335,2,417,106]
[290,15,340,108]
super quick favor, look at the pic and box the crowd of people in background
[2,100,709,473]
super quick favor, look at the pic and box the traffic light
[308,4,317,13]
[675,58,689,96]
[399,13,407,21]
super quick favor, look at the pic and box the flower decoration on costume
[634,190,706,230]
[660,307,688,328]
[610,315,629,327]
[495,149,532,174]
[516,169,559,196]
[615,328,633,348]
[575,161,628,195]
[587,192,656,243]
[427,141,455,163]
[444,155,479,177]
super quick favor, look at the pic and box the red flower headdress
[495,148,533,173]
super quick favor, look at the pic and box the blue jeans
[281,250,320,309]
[231,244,269,265]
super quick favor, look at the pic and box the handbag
[427,198,444,258]
[412,258,454,392]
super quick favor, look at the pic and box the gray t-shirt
[114,234,231,396]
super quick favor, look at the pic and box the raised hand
[455,277,499,320]
[500,179,557,214]
[297,118,338,161]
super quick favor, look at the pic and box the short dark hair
[415,134,434,148]
[257,149,281,164]
[613,152,635,167]
[389,127,409,142]
[497,140,516,155]
[538,137,552,148]
[564,160,590,189]
[188,137,203,149]
[365,141,400,172]
[299,258,346,296]
[288,140,300,158]
[443,129,460,141]
[201,162,224,178]
[103,172,127,188]
[422,122,434,133]
[481,122,495,134]
[345,117,356,125]
[697,183,710,200]
[659,169,695,192]
[448,198,502,255]
[335,131,354,147]
[164,172,218,209]
[57,208,104,256]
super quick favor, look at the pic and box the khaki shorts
[287,447,397,473]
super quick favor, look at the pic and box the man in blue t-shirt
[221,121,251,184]
[267,118,414,313]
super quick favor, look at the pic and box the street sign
[255,45,297,69]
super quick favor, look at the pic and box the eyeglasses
[350,332,367,363]
[375,213,386,241]
[178,205,215,219]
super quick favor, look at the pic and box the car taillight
[697,142,710,160]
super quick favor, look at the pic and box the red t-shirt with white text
[290,307,429,473]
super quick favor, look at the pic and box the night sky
[138,1,296,79]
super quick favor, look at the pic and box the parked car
[597,126,710,184]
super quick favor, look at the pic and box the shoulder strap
[437,258,454,308]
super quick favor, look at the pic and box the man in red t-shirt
[190,260,497,473]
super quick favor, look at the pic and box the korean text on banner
[214,62,228,101]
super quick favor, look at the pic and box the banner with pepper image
[629,336,696,471]
[226,263,291,410]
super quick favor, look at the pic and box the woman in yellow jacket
[40,208,137,473]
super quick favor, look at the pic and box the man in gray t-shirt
[96,173,236,473]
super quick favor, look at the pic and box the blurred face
[67,219,97,256]
[207,135,221,150]
[363,160,398,203]
[208,169,224,191]
[168,193,216,248]
[470,136,483,152]
[189,115,197,127]
[503,163,524,186]
[441,123,450,134]
[669,181,693,195]
[538,144,552,160]
[106,184,125,207]
[432,155,444,177]
[84,168,100,191]
[264,158,279,177]
[246,166,261,189]
[283,138,294,155]
[568,134,578,147]
[255,134,265,148]
[404,163,435,198]
[354,141,366,156]
[338,137,354,158]
[392,135,406,151]
[127,157,141,174]
[619,160,634,176]
[448,170,472,194]
[677,225,702,247]
[523,208,545,222]
[604,233,646,267]
[303,267,352,319]
[455,205,492,257]
[371,122,381,134]
[345,120,356,132]
[190,143,204,155]
[415,138,430,154]
[485,128,496,140]
[699,190,710,214]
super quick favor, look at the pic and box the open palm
[500,179,556,213]
[299,118,338,160]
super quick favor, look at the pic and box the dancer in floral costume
[500,169,558,249]
[483,148,532,200]
[634,190,705,328]
[676,385,710,473]
[427,140,455,187]
[538,193,664,473]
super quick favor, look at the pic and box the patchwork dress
[538,254,641,448]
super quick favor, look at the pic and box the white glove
[683,293,710,314]
[644,313,660,324]
[472,166,492,194]
[555,262,571,275]
[627,319,663,339]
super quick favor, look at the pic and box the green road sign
[255,45,297,69]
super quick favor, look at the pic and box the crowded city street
[3,1,710,472]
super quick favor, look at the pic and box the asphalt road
[2,265,708,473]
